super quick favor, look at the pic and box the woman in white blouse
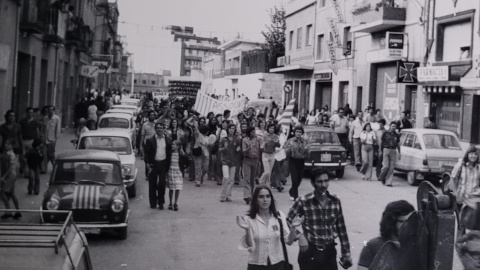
[236,186,299,270]
[359,123,377,181]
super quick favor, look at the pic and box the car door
[395,133,408,170]
[402,133,424,171]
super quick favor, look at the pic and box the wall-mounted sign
[327,18,342,48]
[330,0,344,22]
[460,77,480,88]
[283,84,292,93]
[80,65,99,78]
[315,72,332,81]
[387,32,405,58]
[327,41,338,75]
[417,66,449,82]
[397,61,419,83]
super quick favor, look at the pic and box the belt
[383,147,397,149]
[154,159,166,162]
[309,241,335,251]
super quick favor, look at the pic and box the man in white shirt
[349,111,365,170]
[330,108,349,150]
[44,106,61,168]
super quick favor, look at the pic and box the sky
[116,0,284,74]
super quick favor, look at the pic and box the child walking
[167,141,184,211]
[25,138,44,195]
[1,140,21,219]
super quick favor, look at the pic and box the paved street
[3,130,462,270]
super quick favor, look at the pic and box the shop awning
[269,65,314,73]
[422,84,460,94]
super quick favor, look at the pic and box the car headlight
[341,152,347,159]
[111,199,124,213]
[46,197,60,210]
[122,165,133,176]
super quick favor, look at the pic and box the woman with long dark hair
[219,124,241,202]
[259,124,280,188]
[284,126,309,201]
[359,123,377,181]
[236,186,296,270]
[450,146,480,206]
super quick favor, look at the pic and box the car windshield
[304,130,340,145]
[78,136,132,155]
[98,118,129,129]
[53,161,121,184]
[422,134,461,150]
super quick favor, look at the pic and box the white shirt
[154,135,166,161]
[239,211,289,266]
[360,131,376,145]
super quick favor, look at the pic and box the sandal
[168,204,173,210]
[173,204,178,211]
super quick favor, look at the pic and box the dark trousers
[337,133,348,151]
[247,260,286,270]
[289,158,304,199]
[298,243,337,270]
[28,166,40,194]
[149,160,168,208]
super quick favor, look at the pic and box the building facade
[125,71,170,94]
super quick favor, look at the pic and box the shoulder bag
[277,214,293,270]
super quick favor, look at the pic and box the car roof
[400,128,458,136]
[302,126,335,132]
[99,113,132,120]
[106,109,134,115]
[112,104,137,109]
[56,149,121,162]
[79,129,131,138]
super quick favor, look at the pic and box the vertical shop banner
[193,92,247,116]
[327,18,342,48]
[327,41,338,75]
[383,73,399,123]
[330,0,344,22]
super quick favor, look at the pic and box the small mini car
[394,128,465,185]
[77,130,138,198]
[97,112,137,148]
[303,126,348,178]
[41,150,130,239]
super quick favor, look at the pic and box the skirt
[167,153,183,190]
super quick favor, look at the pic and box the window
[289,31,294,51]
[403,134,415,148]
[317,0,326,8]
[152,81,155,85]
[316,34,324,60]
[343,27,352,56]
[413,136,422,150]
[306,25,313,46]
[188,49,192,54]
[297,27,302,49]
[436,13,473,62]
[142,80,146,84]
[133,79,137,84]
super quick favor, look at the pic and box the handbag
[192,146,202,157]
[277,214,293,270]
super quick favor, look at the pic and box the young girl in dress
[167,140,184,211]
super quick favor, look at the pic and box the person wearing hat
[25,138,43,195]
[287,167,353,270]
[241,126,261,205]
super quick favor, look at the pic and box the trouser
[242,157,259,200]
[298,243,337,270]
[289,158,305,199]
[40,144,48,173]
[352,138,362,166]
[337,133,348,151]
[360,144,374,179]
[235,156,243,184]
[379,148,397,185]
[188,157,195,181]
[220,165,236,200]
[143,143,151,178]
[45,142,56,167]
[271,159,286,189]
[28,166,40,194]
[194,154,209,185]
[21,139,33,175]
[259,152,276,187]
[216,152,223,184]
[149,160,168,208]
[375,146,382,178]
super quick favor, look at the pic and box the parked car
[41,150,130,239]
[77,130,138,198]
[303,126,348,178]
[97,113,136,148]
[120,98,141,108]
[0,210,94,269]
[105,108,135,117]
[394,128,464,186]
[111,104,139,115]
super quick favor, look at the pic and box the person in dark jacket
[25,138,43,195]
[144,122,173,210]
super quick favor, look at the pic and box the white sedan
[97,113,137,149]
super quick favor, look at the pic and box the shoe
[28,190,32,195]
[386,184,393,187]
[1,213,12,219]
[34,192,39,195]
[196,183,201,187]
[159,205,164,210]
[361,176,365,180]
[277,186,284,192]
[168,204,173,210]
[226,198,232,202]
[150,206,156,209]
[217,182,222,186]
[290,197,295,201]
[220,199,226,202]
[173,204,178,211]
[13,212,22,219]
[234,182,239,186]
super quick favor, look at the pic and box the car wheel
[335,168,345,178]
[127,182,137,198]
[117,227,128,240]
[441,175,451,195]
[407,171,420,186]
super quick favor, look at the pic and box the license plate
[81,228,101,234]
[439,161,456,167]
[321,153,331,162]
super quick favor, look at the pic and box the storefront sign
[397,61,419,83]
[417,66,449,82]
[330,0,344,21]
[327,18,342,48]
[315,73,332,81]
[80,65,99,78]
[327,41,338,75]
[387,32,404,58]
[383,74,399,122]
[92,54,113,74]
[460,77,480,88]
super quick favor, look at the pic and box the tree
[261,6,286,69]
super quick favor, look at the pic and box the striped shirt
[451,161,480,204]
[287,192,351,256]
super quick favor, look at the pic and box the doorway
[314,82,332,112]
[472,95,480,144]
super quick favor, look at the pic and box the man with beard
[287,168,352,270]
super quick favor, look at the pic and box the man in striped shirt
[287,167,352,270]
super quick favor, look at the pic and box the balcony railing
[225,68,240,76]
[43,8,67,44]
[212,71,225,79]
[20,0,48,34]
[65,17,93,53]
[351,0,406,33]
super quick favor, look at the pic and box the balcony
[351,0,406,33]
[65,17,93,53]
[225,68,240,76]
[20,0,48,34]
[43,9,67,44]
